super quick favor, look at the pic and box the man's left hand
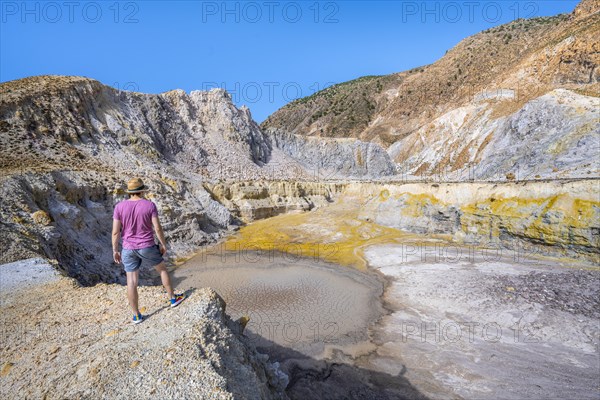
[113,251,121,264]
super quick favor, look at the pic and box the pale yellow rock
[1,362,13,376]
[31,210,52,226]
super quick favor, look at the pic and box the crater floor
[183,210,600,399]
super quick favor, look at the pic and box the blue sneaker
[132,313,144,324]
[170,294,185,308]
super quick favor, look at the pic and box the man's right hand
[159,244,167,256]
[113,251,121,264]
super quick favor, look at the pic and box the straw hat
[125,177,148,193]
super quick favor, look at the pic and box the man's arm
[152,215,167,255]
[112,219,122,264]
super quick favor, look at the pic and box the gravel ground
[0,260,288,400]
[492,269,600,319]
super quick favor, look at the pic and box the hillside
[0,76,394,180]
[262,0,600,179]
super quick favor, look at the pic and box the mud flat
[176,243,600,399]
[361,243,600,400]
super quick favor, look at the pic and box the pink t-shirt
[113,199,159,250]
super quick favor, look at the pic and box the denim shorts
[122,245,163,272]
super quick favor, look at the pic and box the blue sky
[1,0,579,122]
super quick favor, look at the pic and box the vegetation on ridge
[261,6,598,146]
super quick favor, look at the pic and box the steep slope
[263,74,405,140]
[387,88,599,179]
[262,0,600,179]
[1,76,279,179]
[266,129,396,178]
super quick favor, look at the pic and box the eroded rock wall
[0,171,232,285]
[387,89,600,180]
[349,179,600,261]
[204,181,346,222]
[266,129,396,178]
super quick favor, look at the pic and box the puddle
[174,248,385,358]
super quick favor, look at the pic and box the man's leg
[154,262,175,299]
[126,270,140,315]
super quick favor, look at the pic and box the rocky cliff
[265,129,396,178]
[0,75,324,182]
[387,88,599,180]
[262,0,600,179]
[204,180,346,222]
[351,179,600,262]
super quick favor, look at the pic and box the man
[112,177,185,324]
